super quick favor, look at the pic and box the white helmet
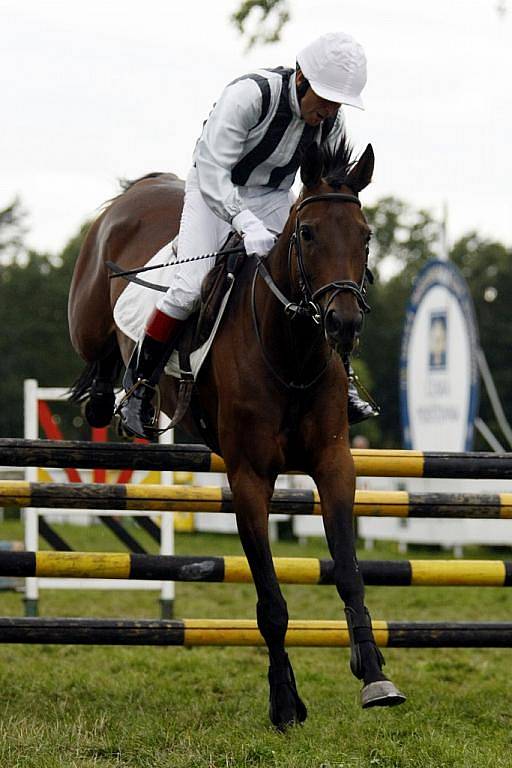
[297,32,367,110]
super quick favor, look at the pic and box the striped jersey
[192,67,345,223]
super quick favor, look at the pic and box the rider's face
[296,70,341,127]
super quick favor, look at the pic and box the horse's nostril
[326,310,343,336]
[326,310,363,340]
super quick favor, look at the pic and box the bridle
[251,190,373,390]
[293,192,372,319]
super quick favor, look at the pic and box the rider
[120,31,377,438]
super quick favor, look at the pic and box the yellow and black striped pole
[2,438,512,479]
[1,480,512,519]
[0,617,509,647]
[1,551,512,586]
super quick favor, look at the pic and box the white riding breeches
[156,167,295,320]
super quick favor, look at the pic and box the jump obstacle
[2,437,512,478]
[1,550,512,587]
[19,381,175,618]
[0,617,510,647]
[2,479,512,518]
[3,435,512,647]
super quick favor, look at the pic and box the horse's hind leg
[230,466,307,730]
[314,448,406,709]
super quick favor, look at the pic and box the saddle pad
[112,241,233,380]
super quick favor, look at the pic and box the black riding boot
[344,358,379,425]
[119,310,184,439]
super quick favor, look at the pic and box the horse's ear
[300,142,323,188]
[346,143,374,193]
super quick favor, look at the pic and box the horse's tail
[68,335,124,427]
[68,360,98,403]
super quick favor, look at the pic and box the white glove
[232,209,276,257]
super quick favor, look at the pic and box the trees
[353,198,440,446]
[0,200,28,264]
[450,234,512,448]
[231,0,289,49]
[353,201,512,449]
[0,222,84,437]
[230,1,507,47]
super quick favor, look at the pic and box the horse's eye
[300,225,313,242]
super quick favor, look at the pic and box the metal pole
[159,417,175,619]
[23,379,39,616]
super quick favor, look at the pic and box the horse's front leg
[230,465,307,730]
[313,447,406,708]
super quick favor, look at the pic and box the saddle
[194,234,245,349]
[169,234,245,442]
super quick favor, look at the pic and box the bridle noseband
[251,190,373,390]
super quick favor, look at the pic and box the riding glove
[232,209,276,257]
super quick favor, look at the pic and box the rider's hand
[232,209,276,257]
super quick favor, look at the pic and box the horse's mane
[118,172,168,193]
[321,133,356,189]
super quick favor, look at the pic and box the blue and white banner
[400,260,480,451]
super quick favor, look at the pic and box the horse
[68,137,405,729]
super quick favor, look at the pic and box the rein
[251,191,373,390]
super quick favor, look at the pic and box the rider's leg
[119,309,185,438]
[119,168,231,438]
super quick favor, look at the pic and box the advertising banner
[400,260,479,451]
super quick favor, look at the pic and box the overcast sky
[2,0,511,255]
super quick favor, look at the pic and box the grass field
[0,518,511,768]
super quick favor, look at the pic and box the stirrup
[115,378,161,433]
[347,369,380,423]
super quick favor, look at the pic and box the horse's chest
[278,400,315,465]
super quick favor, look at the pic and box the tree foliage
[231,1,506,48]
[0,199,28,264]
[354,200,440,447]
[0,226,85,437]
[354,204,512,449]
[231,0,290,49]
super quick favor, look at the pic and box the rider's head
[296,32,367,127]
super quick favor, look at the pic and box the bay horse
[68,138,405,729]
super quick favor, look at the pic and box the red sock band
[145,308,182,342]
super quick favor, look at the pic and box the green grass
[0,520,511,767]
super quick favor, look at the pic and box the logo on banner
[400,260,479,451]
[428,311,447,371]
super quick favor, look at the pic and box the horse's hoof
[268,662,308,731]
[83,396,115,428]
[361,680,406,709]
[269,697,308,732]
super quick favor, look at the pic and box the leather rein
[251,191,373,390]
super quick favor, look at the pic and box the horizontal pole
[0,617,511,647]
[1,480,512,518]
[2,438,512,479]
[2,551,512,586]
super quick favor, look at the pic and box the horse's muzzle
[324,308,363,355]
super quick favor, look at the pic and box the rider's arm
[194,78,267,223]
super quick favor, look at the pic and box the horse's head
[292,138,374,356]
